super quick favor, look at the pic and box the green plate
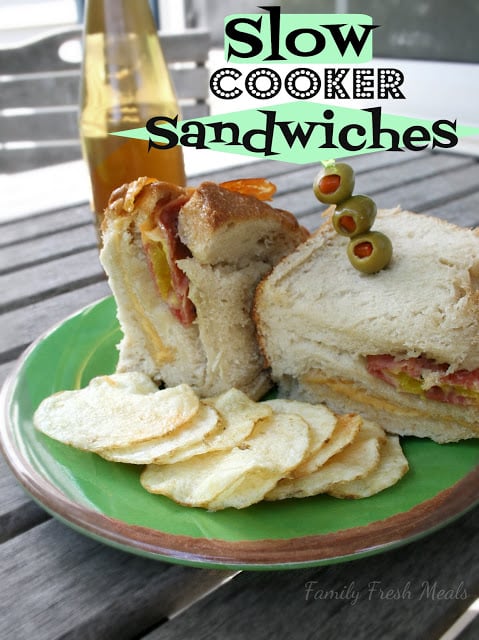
[1,297,478,570]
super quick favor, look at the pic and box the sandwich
[100,177,308,399]
[254,207,479,443]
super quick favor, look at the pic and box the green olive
[312,162,355,205]
[347,231,392,274]
[332,195,377,237]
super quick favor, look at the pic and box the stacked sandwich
[100,177,308,399]
[254,206,479,443]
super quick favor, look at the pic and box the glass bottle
[79,0,186,232]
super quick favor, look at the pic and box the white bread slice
[254,207,479,442]
[101,179,308,399]
[178,181,307,267]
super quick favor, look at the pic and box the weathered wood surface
[0,27,211,74]
[0,27,210,172]
[142,508,478,640]
[0,150,478,640]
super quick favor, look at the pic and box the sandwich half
[254,207,479,442]
[100,177,308,399]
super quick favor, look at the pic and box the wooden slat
[0,30,210,114]
[0,99,208,143]
[161,30,210,65]
[457,615,479,640]
[142,508,479,640]
[0,144,83,173]
[0,101,207,172]
[0,247,105,313]
[0,66,208,139]
[0,203,93,244]
[0,204,113,546]
[0,28,210,74]
[0,518,234,640]
[0,28,83,74]
[0,455,49,542]
[431,189,479,227]
[279,152,473,206]
[0,73,79,109]
[0,110,79,143]
[0,222,97,271]
[0,280,110,360]
[182,102,209,120]
[171,66,209,100]
[0,28,210,172]
[276,153,477,230]
[194,149,440,189]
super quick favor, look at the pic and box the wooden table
[1,149,478,640]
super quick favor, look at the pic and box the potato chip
[141,450,260,507]
[98,403,219,464]
[207,468,283,511]
[152,387,272,465]
[263,399,338,477]
[327,435,409,498]
[297,413,362,475]
[247,412,310,471]
[33,372,200,451]
[265,419,384,501]
[141,412,310,509]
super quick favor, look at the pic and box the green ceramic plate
[1,296,478,570]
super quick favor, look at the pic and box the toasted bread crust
[178,182,309,265]
[104,178,190,226]
[180,181,307,236]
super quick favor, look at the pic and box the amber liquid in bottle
[79,1,186,232]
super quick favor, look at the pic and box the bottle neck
[84,0,157,36]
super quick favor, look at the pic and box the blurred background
[1,0,477,126]
[2,0,479,64]
[1,0,477,217]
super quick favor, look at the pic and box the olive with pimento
[347,231,392,274]
[312,162,355,205]
[332,195,377,237]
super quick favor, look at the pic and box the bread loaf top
[178,182,309,266]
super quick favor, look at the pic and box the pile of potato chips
[34,372,409,510]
